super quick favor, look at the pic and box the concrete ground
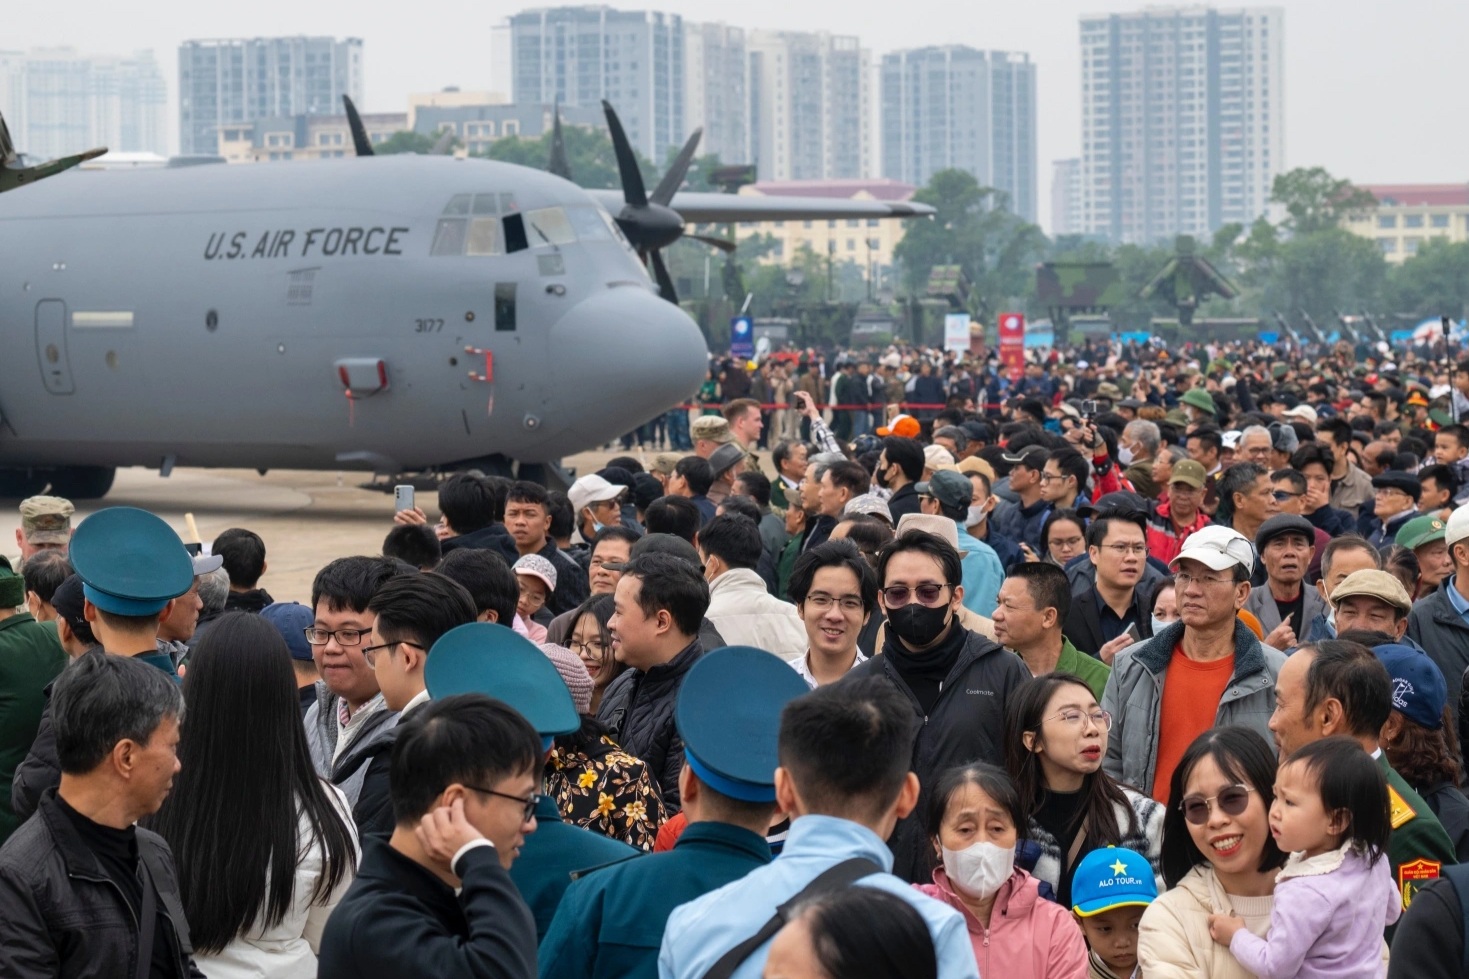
[3,448,647,605]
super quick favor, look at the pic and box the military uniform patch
[1387,785,1416,829]
[1398,858,1441,909]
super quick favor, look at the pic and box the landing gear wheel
[48,466,116,500]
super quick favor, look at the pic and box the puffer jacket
[705,569,808,661]
[914,867,1088,979]
[0,789,205,979]
[1137,864,1274,979]
[596,638,703,812]
[846,627,1031,882]
[1026,788,1165,901]
[1101,620,1285,799]
[303,685,396,807]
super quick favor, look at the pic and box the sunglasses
[1179,784,1256,825]
[880,583,949,606]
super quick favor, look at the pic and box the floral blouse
[545,735,667,851]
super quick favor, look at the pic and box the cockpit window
[431,196,623,258]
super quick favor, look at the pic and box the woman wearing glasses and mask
[1137,726,1287,979]
[1005,673,1164,912]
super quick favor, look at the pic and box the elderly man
[1363,470,1421,548]
[1245,514,1325,651]
[1398,514,1452,596]
[1236,425,1273,467]
[1103,525,1285,801]
[1119,420,1162,499]
[1409,506,1469,737]
[1303,536,1383,643]
[1145,459,1212,565]
[1331,569,1414,644]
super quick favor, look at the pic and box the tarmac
[2,448,647,604]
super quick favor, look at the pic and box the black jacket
[222,588,274,613]
[11,682,57,823]
[0,790,203,979]
[845,626,1031,882]
[595,638,703,812]
[439,524,521,567]
[1063,579,1151,657]
[887,483,922,522]
[1385,872,1466,979]
[317,836,535,979]
[537,539,591,617]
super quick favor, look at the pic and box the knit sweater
[1025,787,1165,905]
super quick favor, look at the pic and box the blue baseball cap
[675,646,809,803]
[260,602,315,662]
[425,623,580,742]
[1374,643,1447,730]
[1071,846,1157,917]
[70,507,194,615]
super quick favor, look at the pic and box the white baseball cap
[1281,404,1318,425]
[568,474,623,517]
[1171,525,1256,576]
[1446,504,1469,550]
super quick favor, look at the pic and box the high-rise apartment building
[684,22,748,164]
[0,48,167,158]
[1051,158,1082,236]
[507,6,684,164]
[748,30,869,182]
[879,46,1036,222]
[1079,7,1284,244]
[178,37,364,155]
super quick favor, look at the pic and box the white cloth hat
[568,474,623,516]
[1447,504,1469,550]
[923,444,956,470]
[895,513,967,557]
[513,554,558,592]
[1281,404,1318,425]
[1171,525,1256,576]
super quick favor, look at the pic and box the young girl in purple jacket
[1205,736,1399,978]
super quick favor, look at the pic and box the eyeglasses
[304,627,366,646]
[805,593,866,613]
[1272,490,1302,501]
[1049,536,1084,550]
[1099,543,1148,557]
[1176,571,1236,588]
[466,785,543,822]
[881,583,950,607]
[1046,708,1112,730]
[568,638,605,659]
[360,639,423,668]
[1179,785,1256,825]
[1038,472,1066,483]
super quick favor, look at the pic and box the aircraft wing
[587,188,934,224]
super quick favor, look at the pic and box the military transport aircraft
[0,102,932,498]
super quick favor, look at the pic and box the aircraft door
[34,300,75,395]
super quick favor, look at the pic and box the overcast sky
[9,0,1468,229]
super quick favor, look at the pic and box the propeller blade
[649,249,677,304]
[0,146,107,195]
[547,101,573,180]
[601,100,647,208]
[430,130,456,155]
[650,127,703,207]
[342,95,375,157]
[687,233,737,254]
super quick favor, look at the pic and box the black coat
[317,837,535,979]
[596,639,703,812]
[0,790,203,979]
[845,627,1031,882]
[1385,872,1466,979]
[439,524,521,567]
[1063,579,1150,658]
[886,483,922,522]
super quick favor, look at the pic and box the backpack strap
[702,857,881,979]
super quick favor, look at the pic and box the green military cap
[1180,388,1216,415]
[1396,514,1446,552]
[0,556,23,608]
[19,495,74,545]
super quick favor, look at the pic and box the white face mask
[1151,615,1172,636]
[942,841,1015,899]
[1118,445,1136,466]
[967,505,987,527]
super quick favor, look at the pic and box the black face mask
[887,601,951,648]
[875,466,892,490]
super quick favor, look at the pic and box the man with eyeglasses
[1145,459,1212,566]
[1267,640,1456,922]
[301,556,415,807]
[845,528,1028,881]
[1362,470,1421,549]
[1244,514,1324,652]
[333,573,479,838]
[317,693,544,979]
[1102,525,1286,803]
[786,540,876,688]
[1066,509,1152,663]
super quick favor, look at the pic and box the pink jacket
[915,867,1089,979]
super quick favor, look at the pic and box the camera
[1080,400,1098,420]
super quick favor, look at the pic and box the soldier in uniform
[690,416,735,461]
[1268,638,1456,930]
[423,623,638,941]
[13,495,74,562]
[536,646,806,979]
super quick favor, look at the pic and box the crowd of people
[4,332,1469,977]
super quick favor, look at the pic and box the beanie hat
[539,643,594,715]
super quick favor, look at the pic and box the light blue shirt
[658,814,978,979]
[955,523,1003,618]
[1446,574,1469,625]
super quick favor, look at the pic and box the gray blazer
[1243,582,1327,640]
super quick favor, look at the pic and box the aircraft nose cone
[548,288,707,441]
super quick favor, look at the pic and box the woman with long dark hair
[565,594,624,713]
[766,887,939,979]
[148,612,358,978]
[1005,672,1164,909]
[1137,726,1287,979]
